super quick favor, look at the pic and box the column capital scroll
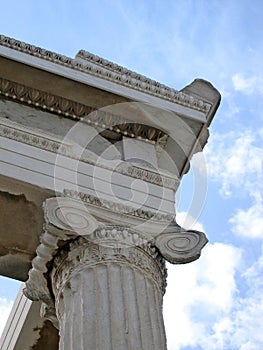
[24,195,208,332]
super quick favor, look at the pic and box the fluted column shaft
[50,230,167,350]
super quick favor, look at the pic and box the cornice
[0,35,211,115]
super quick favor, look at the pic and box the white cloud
[205,129,263,241]
[205,129,263,198]
[0,297,13,337]
[164,242,242,350]
[176,211,205,232]
[214,254,263,350]
[232,73,263,95]
[164,243,263,350]
[175,152,208,231]
[230,201,263,239]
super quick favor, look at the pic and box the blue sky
[0,1,263,349]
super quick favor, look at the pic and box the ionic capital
[24,194,207,328]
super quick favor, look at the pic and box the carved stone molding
[63,189,175,222]
[0,77,92,118]
[0,117,69,154]
[0,118,178,189]
[0,35,211,115]
[116,163,178,189]
[0,77,167,144]
[52,232,167,304]
[155,226,208,264]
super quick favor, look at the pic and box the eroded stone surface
[0,191,43,280]
[30,321,59,350]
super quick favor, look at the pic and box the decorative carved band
[63,189,175,222]
[51,234,167,301]
[0,35,211,114]
[0,77,167,144]
[0,119,69,154]
[116,163,178,189]
[0,118,178,189]
[0,77,91,118]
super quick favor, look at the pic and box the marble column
[51,230,167,350]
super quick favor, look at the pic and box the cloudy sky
[0,1,262,349]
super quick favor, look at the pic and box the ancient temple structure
[0,35,220,349]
